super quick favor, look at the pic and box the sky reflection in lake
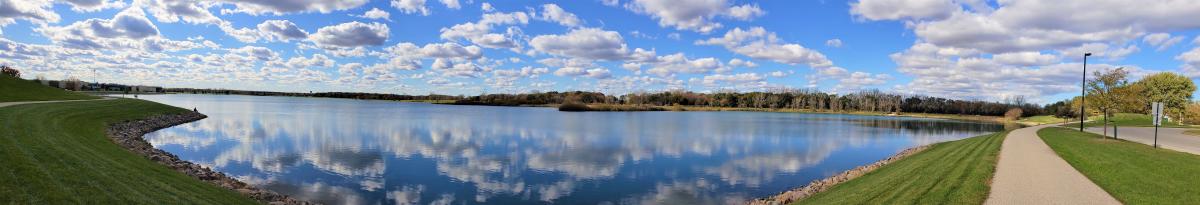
[141,94,1004,205]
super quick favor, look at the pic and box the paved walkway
[1086,126,1200,155]
[985,124,1121,205]
[0,98,114,108]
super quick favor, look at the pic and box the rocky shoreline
[106,112,313,205]
[747,145,932,205]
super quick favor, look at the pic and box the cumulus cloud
[310,21,389,48]
[37,7,199,52]
[537,4,582,27]
[554,67,611,79]
[214,0,369,15]
[697,27,832,68]
[1143,33,1185,51]
[645,53,724,76]
[230,46,278,61]
[356,8,391,21]
[702,73,763,86]
[0,0,60,27]
[390,0,460,16]
[825,39,842,48]
[62,0,126,12]
[992,51,1058,66]
[530,28,629,61]
[625,0,766,33]
[850,0,958,21]
[258,20,309,41]
[439,11,529,49]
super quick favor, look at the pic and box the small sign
[1152,102,1164,126]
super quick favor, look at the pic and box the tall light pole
[1080,53,1092,132]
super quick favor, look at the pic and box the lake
[139,94,1005,205]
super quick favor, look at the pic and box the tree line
[455,88,1045,117]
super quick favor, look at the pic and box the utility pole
[1079,53,1092,132]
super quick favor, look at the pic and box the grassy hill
[0,99,257,204]
[794,131,1007,204]
[0,75,98,102]
[1040,127,1200,204]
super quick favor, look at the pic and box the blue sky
[3,0,1200,104]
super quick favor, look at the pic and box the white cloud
[419,42,483,59]
[1143,33,1185,51]
[726,4,765,21]
[554,67,611,79]
[702,73,762,86]
[625,0,765,33]
[0,0,60,27]
[356,8,391,21]
[37,7,199,52]
[697,27,832,68]
[62,0,126,12]
[728,58,757,68]
[439,0,461,10]
[258,20,309,42]
[480,3,493,12]
[825,39,842,48]
[645,53,724,77]
[850,0,958,21]
[439,11,529,49]
[391,0,430,16]
[530,28,629,61]
[538,4,582,27]
[215,0,369,15]
[992,51,1058,66]
[140,0,221,24]
[310,21,389,48]
[230,45,278,61]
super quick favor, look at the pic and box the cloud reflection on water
[142,94,1002,204]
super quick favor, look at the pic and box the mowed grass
[794,131,1007,204]
[0,75,98,102]
[1063,113,1189,128]
[1017,115,1069,125]
[0,99,257,204]
[1039,127,1200,205]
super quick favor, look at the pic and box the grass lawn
[0,99,257,204]
[1039,127,1200,205]
[1062,113,1190,128]
[0,75,98,102]
[1017,115,1069,125]
[793,131,1007,204]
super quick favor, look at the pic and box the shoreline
[106,112,313,205]
[747,144,933,205]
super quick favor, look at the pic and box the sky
[3,0,1200,104]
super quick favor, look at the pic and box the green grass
[1017,115,1069,125]
[1039,127,1200,205]
[794,131,1007,204]
[0,99,257,204]
[0,75,98,102]
[1062,113,1189,128]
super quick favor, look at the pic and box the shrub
[0,65,18,78]
[558,102,590,112]
[1004,108,1023,121]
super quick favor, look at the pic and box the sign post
[1152,102,1163,148]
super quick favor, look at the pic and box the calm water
[140,94,1004,205]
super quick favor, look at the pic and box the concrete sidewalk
[1086,126,1200,155]
[985,124,1120,205]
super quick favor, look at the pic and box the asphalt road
[1086,126,1200,155]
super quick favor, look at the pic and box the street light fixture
[1080,53,1092,132]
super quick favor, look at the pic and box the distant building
[131,86,163,93]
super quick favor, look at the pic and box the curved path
[0,98,113,108]
[985,124,1121,205]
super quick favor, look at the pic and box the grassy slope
[0,99,257,204]
[0,75,98,102]
[1018,115,1068,125]
[794,131,1007,204]
[1063,113,1189,128]
[1039,127,1200,205]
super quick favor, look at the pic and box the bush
[1004,108,1023,121]
[558,102,590,112]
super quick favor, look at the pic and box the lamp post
[1080,53,1092,132]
